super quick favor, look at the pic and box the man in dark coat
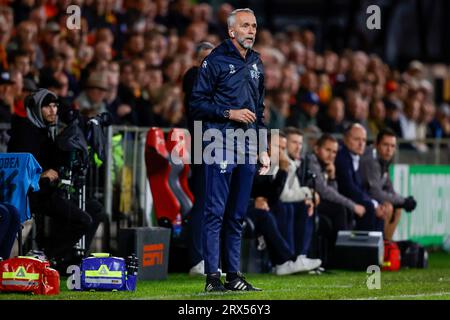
[334,123,386,232]
[182,41,214,276]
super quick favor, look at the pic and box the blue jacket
[189,39,267,152]
[335,144,374,209]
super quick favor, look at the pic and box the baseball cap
[303,91,319,105]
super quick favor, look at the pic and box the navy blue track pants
[202,162,256,274]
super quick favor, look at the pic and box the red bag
[0,257,60,295]
[382,241,401,271]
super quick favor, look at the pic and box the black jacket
[251,168,288,209]
[0,99,11,123]
[8,115,61,172]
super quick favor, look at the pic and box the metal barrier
[104,125,156,227]
[103,128,450,227]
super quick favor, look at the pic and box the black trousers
[31,191,107,260]
[317,200,349,267]
[247,208,296,266]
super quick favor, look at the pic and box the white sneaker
[294,255,321,272]
[189,260,205,276]
[274,260,307,275]
[189,260,226,277]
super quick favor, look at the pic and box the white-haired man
[190,8,269,292]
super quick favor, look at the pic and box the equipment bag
[382,241,401,271]
[0,256,60,295]
[396,240,428,269]
[79,253,138,291]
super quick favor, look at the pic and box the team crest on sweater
[250,63,260,80]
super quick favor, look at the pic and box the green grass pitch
[1,252,449,300]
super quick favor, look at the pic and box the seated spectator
[399,97,424,152]
[287,91,320,129]
[344,91,369,131]
[359,129,417,240]
[9,50,33,79]
[74,71,108,118]
[9,69,24,117]
[368,99,386,138]
[13,77,37,118]
[317,97,346,134]
[308,133,366,265]
[0,70,15,123]
[384,99,403,138]
[276,127,321,269]
[335,123,387,232]
[417,100,436,148]
[267,89,290,129]
[247,131,318,274]
[116,60,140,123]
[428,104,450,138]
[105,61,138,125]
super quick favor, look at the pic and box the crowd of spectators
[0,0,449,153]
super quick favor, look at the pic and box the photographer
[7,88,106,269]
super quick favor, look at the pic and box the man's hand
[312,191,320,206]
[41,169,59,182]
[117,104,132,117]
[375,204,386,219]
[383,201,394,217]
[279,150,290,171]
[325,163,336,180]
[353,204,366,217]
[258,151,271,175]
[229,108,256,124]
[305,199,314,217]
[255,197,270,211]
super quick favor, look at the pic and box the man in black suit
[334,123,386,232]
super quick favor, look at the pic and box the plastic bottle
[172,213,182,238]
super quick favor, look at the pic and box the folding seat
[165,128,193,218]
[144,128,181,226]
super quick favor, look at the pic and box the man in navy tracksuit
[190,8,270,292]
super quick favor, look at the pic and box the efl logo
[143,244,164,267]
